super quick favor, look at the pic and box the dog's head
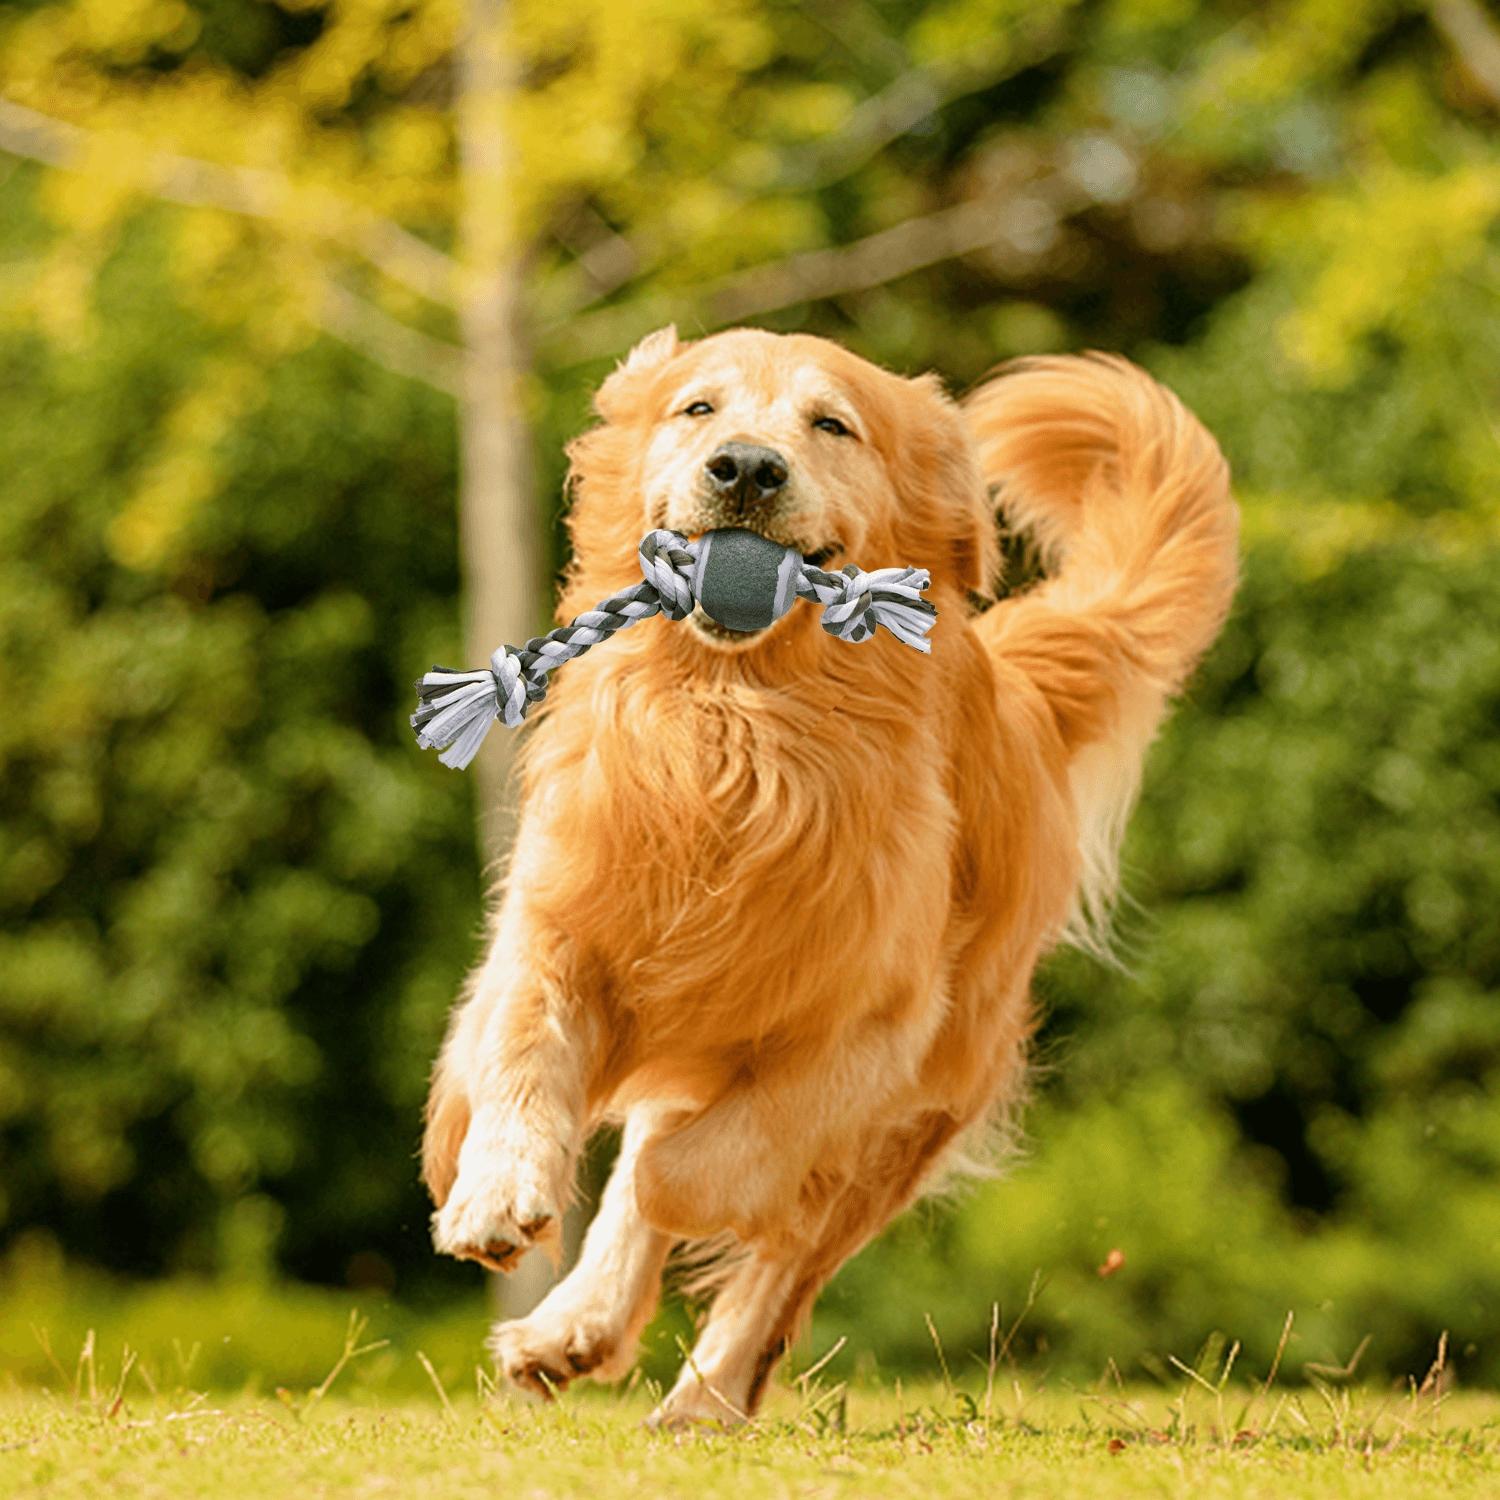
[565,327,994,647]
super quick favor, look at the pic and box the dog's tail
[964,354,1238,953]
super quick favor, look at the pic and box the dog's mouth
[689,614,762,642]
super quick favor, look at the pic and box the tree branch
[779,0,1081,194]
[0,96,459,309]
[779,56,1016,191]
[550,201,642,304]
[552,23,1068,324]
[710,198,1012,320]
[1427,0,1500,108]
[550,195,1020,365]
[316,283,462,396]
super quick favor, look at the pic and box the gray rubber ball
[691,528,802,633]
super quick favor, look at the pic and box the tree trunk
[458,0,546,866]
[457,0,567,1320]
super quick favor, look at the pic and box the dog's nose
[704,442,788,509]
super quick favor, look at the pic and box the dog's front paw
[432,1134,566,1273]
[490,1302,628,1397]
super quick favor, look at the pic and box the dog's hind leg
[490,1112,672,1397]
[646,1109,967,1429]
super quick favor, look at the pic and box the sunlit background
[2,0,1498,1396]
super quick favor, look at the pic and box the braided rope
[412,530,935,768]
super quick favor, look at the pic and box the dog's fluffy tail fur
[964,354,1239,953]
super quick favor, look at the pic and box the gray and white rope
[794,563,937,650]
[412,529,935,769]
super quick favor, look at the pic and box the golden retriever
[421,327,1238,1425]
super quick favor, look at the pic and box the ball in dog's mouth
[686,536,842,643]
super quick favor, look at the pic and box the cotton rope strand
[411,528,936,769]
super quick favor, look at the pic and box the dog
[421,327,1238,1426]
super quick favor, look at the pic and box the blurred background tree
[1,0,1497,1382]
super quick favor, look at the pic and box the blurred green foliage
[0,204,481,1292]
[0,1234,490,1394]
[1,0,1498,1381]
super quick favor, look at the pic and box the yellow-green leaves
[1272,164,1500,384]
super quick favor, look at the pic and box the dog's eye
[813,415,852,437]
[682,400,715,418]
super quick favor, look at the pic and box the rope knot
[637,529,699,619]
[491,646,529,727]
[796,564,937,652]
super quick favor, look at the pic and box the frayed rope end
[411,648,531,769]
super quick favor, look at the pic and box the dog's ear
[895,372,997,598]
[595,325,681,422]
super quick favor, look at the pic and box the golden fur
[422,329,1238,1425]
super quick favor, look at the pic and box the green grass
[0,1262,495,1397]
[4,1315,1499,1498]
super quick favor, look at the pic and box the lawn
[4,1318,1498,1499]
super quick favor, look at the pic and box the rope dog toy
[412,527,936,768]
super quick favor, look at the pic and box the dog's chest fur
[519,665,956,1055]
